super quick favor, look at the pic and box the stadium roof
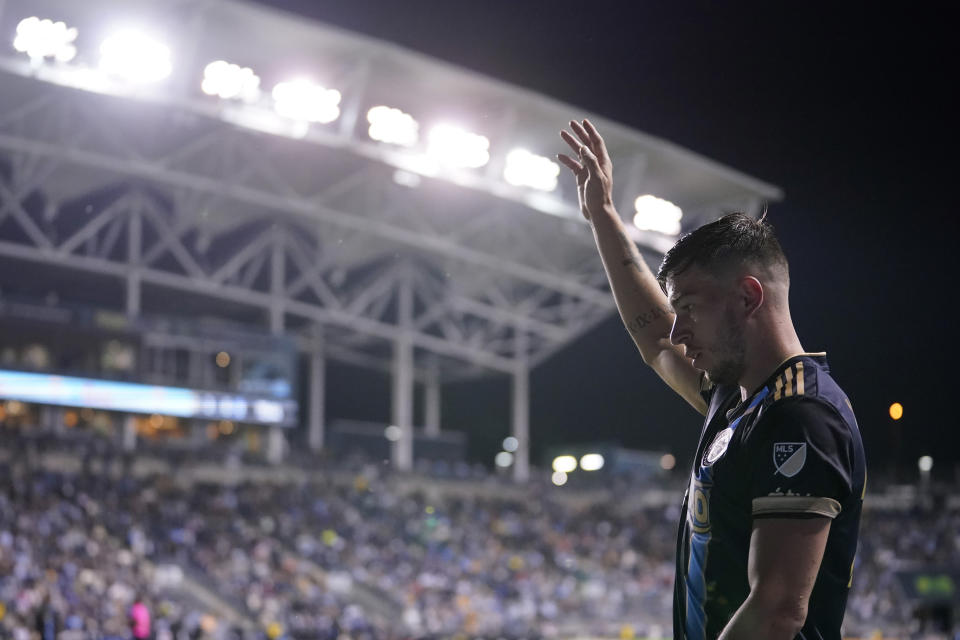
[0,0,782,382]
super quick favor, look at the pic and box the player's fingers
[560,129,583,155]
[582,119,610,161]
[579,143,603,175]
[582,119,604,147]
[569,120,593,148]
[557,153,583,174]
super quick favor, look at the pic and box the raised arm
[559,119,706,415]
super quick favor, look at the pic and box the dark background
[254,1,953,479]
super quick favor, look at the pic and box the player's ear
[738,276,764,316]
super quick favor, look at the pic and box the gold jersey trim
[752,496,842,519]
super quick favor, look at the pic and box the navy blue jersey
[673,353,866,640]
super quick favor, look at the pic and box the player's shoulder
[761,353,855,420]
[746,353,858,444]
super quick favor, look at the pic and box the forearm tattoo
[626,305,672,335]
[616,228,644,271]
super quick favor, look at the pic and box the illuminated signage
[0,369,296,427]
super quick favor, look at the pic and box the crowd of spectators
[2,427,958,639]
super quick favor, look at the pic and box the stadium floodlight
[660,453,677,470]
[918,456,933,472]
[99,29,172,83]
[384,425,402,441]
[633,195,683,236]
[552,455,578,474]
[13,17,77,62]
[579,453,605,472]
[202,60,260,102]
[272,79,341,123]
[502,436,519,453]
[551,471,568,486]
[494,451,514,468]
[503,148,560,191]
[367,105,419,146]
[426,124,490,169]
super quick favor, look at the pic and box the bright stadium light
[272,79,341,123]
[494,451,514,468]
[426,124,490,169]
[367,105,419,146]
[13,17,77,62]
[579,453,605,472]
[551,471,568,486]
[918,455,933,472]
[660,453,677,470]
[384,425,402,441]
[502,436,519,453]
[633,195,683,236]
[503,148,560,191]
[202,60,260,102]
[552,455,577,474]
[99,29,172,83]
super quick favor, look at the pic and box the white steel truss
[0,0,781,478]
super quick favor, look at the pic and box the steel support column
[392,264,414,471]
[126,205,142,319]
[308,327,326,452]
[122,415,137,452]
[266,227,287,464]
[512,326,530,483]
[424,357,441,437]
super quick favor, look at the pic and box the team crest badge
[703,428,734,466]
[773,442,807,477]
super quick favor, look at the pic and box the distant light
[202,60,260,102]
[367,105,419,146]
[503,148,560,191]
[384,425,401,441]
[272,79,340,123]
[218,420,234,435]
[660,453,677,470]
[502,436,519,453]
[889,402,903,421]
[392,169,421,188]
[13,17,77,62]
[633,195,683,236]
[99,29,172,83]
[215,351,231,368]
[495,451,514,468]
[551,471,568,486]
[426,124,490,169]
[918,455,933,472]
[552,455,577,474]
[579,453,605,472]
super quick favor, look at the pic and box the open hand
[558,119,615,221]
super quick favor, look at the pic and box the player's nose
[669,315,689,347]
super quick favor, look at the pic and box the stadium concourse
[0,425,952,640]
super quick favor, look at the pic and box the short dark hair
[656,212,788,286]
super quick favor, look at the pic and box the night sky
[255,1,952,479]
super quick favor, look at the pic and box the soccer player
[558,119,865,640]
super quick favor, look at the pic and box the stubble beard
[703,306,746,387]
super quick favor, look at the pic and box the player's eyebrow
[669,292,689,308]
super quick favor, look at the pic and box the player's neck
[738,319,805,401]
